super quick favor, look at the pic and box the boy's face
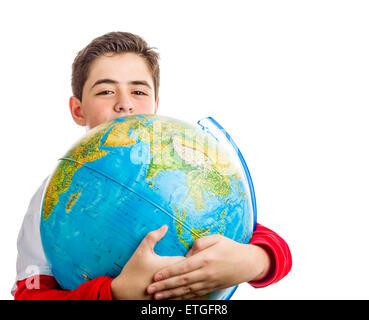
[70,52,159,130]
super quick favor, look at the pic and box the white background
[1,0,368,299]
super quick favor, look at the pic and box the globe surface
[40,114,255,299]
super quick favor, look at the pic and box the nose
[114,93,134,114]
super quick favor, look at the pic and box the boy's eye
[133,90,146,96]
[97,90,114,95]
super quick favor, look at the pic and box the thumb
[141,225,168,252]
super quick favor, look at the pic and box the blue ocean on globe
[40,114,256,300]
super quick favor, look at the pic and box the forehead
[86,52,153,85]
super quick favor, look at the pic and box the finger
[153,278,205,300]
[150,267,206,294]
[180,286,215,300]
[154,281,214,300]
[140,225,168,251]
[186,234,221,257]
[186,288,213,299]
[173,292,209,300]
[154,253,205,282]
[169,295,197,300]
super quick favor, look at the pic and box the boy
[13,32,292,300]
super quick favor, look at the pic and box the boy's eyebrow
[90,78,118,90]
[90,79,152,91]
[129,80,153,90]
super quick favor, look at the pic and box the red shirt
[14,223,292,300]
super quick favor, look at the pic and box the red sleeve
[14,275,113,300]
[248,223,292,288]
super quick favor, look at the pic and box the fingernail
[148,286,156,294]
[155,293,164,300]
[155,273,163,281]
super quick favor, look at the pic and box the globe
[40,114,256,300]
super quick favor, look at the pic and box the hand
[147,234,271,300]
[110,225,185,300]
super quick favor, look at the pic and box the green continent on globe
[101,120,137,147]
[42,121,113,220]
[142,119,235,203]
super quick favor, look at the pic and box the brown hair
[71,31,160,101]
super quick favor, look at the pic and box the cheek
[88,104,114,125]
[136,100,155,114]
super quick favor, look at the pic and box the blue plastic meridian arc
[222,284,239,300]
[197,117,257,232]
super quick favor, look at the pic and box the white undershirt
[11,178,52,295]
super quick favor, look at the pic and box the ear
[69,96,86,126]
[154,97,159,114]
